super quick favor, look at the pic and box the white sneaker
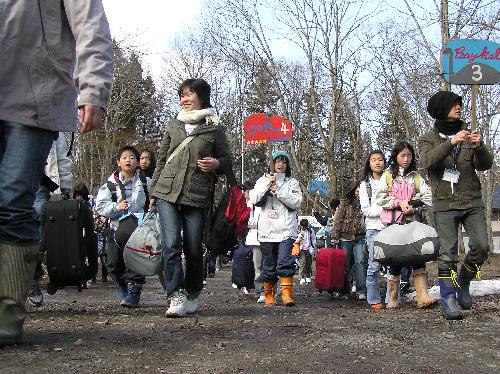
[185,298,199,314]
[165,291,187,317]
[299,278,306,285]
[257,295,265,303]
[358,293,367,300]
[232,283,238,289]
[242,287,250,294]
[305,277,312,283]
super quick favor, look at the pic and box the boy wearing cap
[249,150,303,306]
[418,91,493,320]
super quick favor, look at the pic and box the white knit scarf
[177,108,219,125]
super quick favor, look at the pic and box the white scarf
[177,108,219,125]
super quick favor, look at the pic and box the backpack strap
[385,171,393,191]
[166,135,195,164]
[107,180,117,203]
[366,180,372,205]
[112,171,127,206]
[139,172,150,213]
[109,170,150,213]
[414,174,421,192]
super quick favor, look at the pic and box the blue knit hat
[271,150,291,176]
[272,150,290,161]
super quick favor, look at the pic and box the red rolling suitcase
[315,247,346,292]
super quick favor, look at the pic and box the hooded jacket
[0,0,113,131]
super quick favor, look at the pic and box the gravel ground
[1,255,499,374]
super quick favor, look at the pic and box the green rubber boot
[0,242,39,346]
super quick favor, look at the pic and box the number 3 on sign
[471,65,482,82]
[281,121,289,135]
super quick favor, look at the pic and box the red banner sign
[243,114,293,144]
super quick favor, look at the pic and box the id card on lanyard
[443,145,460,194]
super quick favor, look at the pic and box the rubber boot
[386,276,400,309]
[280,277,295,307]
[263,281,276,306]
[0,242,39,345]
[438,268,464,320]
[120,282,142,308]
[457,260,480,310]
[413,272,439,309]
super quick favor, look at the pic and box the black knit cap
[427,91,462,120]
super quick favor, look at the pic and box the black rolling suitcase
[42,199,98,293]
[231,245,255,289]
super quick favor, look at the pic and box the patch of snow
[406,279,500,301]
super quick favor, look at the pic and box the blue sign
[307,180,330,198]
[442,39,500,85]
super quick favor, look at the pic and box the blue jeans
[366,229,382,304]
[0,121,56,243]
[157,200,205,298]
[340,239,367,295]
[400,266,413,287]
[260,238,295,284]
[34,185,50,228]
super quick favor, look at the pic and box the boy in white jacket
[249,151,302,306]
[96,146,150,308]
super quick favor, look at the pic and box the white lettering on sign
[281,122,289,135]
[471,64,483,81]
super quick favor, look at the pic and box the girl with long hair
[375,141,437,309]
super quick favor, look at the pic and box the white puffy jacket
[249,173,303,243]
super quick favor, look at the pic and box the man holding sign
[419,91,493,320]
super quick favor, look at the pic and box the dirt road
[2,256,499,374]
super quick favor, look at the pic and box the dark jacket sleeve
[473,143,493,171]
[418,133,454,170]
[314,211,329,226]
[213,126,234,182]
[151,125,172,191]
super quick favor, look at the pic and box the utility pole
[237,76,245,182]
[440,0,451,91]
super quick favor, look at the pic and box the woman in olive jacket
[151,78,231,317]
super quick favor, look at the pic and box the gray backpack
[373,221,439,266]
[123,210,162,276]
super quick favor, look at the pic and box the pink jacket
[375,170,432,225]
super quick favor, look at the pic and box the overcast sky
[102,0,202,79]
